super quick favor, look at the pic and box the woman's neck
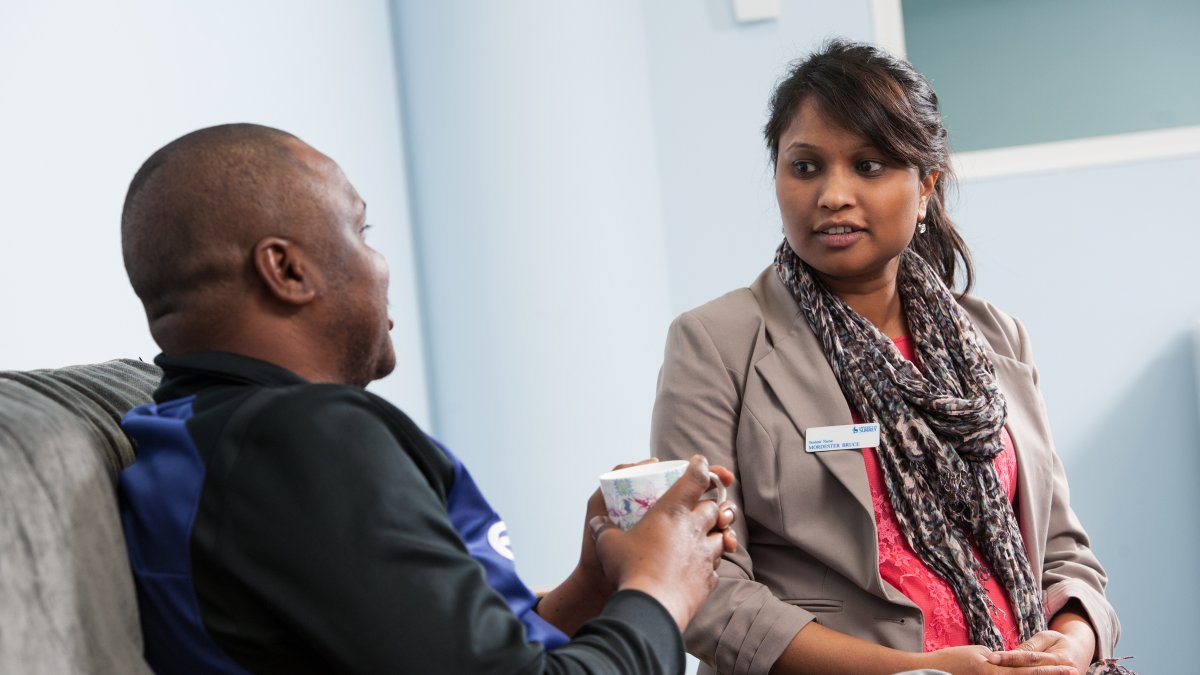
[821,273,907,339]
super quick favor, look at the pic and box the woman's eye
[360,224,373,238]
[792,160,818,176]
[858,159,884,174]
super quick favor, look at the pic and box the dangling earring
[917,221,928,235]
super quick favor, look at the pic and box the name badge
[805,423,880,453]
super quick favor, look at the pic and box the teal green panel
[902,0,1200,152]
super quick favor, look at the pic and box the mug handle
[705,471,727,505]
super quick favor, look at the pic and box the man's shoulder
[207,382,455,499]
[207,383,434,463]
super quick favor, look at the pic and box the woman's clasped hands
[919,628,1094,675]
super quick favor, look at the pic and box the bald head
[121,123,395,386]
[122,123,333,344]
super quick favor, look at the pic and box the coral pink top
[859,335,1022,651]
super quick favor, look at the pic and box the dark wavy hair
[764,38,974,293]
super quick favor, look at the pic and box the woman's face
[775,98,936,295]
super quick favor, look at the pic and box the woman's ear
[253,237,318,306]
[918,169,940,221]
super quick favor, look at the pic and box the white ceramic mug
[598,459,727,531]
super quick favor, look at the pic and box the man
[118,123,735,674]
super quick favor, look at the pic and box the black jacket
[119,352,683,674]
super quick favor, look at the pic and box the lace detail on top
[862,336,1022,652]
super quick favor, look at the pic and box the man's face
[299,144,397,387]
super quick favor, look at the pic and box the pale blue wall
[0,0,431,426]
[391,0,674,587]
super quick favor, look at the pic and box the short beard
[343,338,395,388]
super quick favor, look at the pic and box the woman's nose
[817,168,855,211]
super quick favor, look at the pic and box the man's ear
[253,237,319,306]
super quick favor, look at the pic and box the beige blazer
[651,267,1120,675]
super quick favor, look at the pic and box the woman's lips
[815,228,865,248]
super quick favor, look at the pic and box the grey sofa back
[0,359,161,674]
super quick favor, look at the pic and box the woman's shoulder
[675,266,791,334]
[667,266,796,372]
[956,293,1029,362]
[679,285,760,326]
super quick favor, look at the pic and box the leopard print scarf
[775,240,1046,649]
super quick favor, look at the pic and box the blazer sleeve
[1012,318,1122,659]
[651,310,813,675]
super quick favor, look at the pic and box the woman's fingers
[988,648,1071,668]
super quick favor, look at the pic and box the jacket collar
[152,352,309,403]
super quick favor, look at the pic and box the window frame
[871,0,1200,180]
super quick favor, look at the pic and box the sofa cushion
[0,359,160,675]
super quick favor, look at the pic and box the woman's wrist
[770,621,931,675]
[1048,599,1097,672]
[899,649,939,673]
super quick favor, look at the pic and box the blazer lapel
[752,270,874,519]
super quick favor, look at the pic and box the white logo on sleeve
[487,521,514,561]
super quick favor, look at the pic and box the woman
[650,40,1128,675]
